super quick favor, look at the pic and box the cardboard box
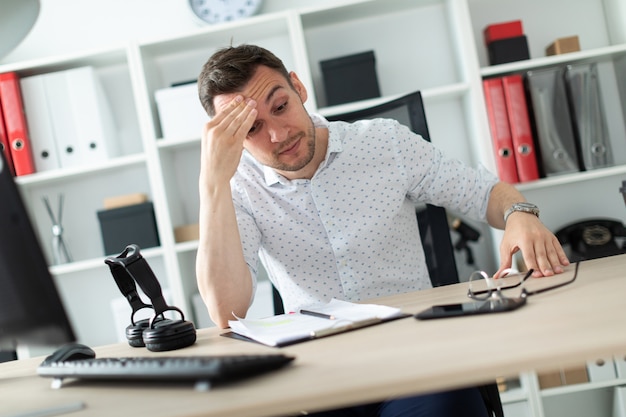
[320,50,380,106]
[538,369,562,389]
[97,202,160,255]
[103,193,148,210]
[562,365,588,385]
[484,20,524,44]
[538,364,588,389]
[155,83,209,140]
[174,223,200,243]
[546,36,581,56]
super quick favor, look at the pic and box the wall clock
[188,0,264,25]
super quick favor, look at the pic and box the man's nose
[268,121,289,143]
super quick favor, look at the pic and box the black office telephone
[555,218,626,261]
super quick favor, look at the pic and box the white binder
[19,74,61,172]
[32,66,119,169]
[66,66,119,165]
[44,71,83,168]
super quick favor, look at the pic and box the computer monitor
[0,151,75,347]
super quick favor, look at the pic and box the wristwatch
[504,202,539,223]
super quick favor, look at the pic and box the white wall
[1,0,335,64]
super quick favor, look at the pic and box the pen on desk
[300,309,336,320]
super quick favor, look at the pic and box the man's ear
[289,71,308,103]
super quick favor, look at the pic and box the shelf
[15,153,147,187]
[1,44,131,76]
[516,165,626,192]
[175,240,200,254]
[500,387,529,403]
[301,0,466,108]
[156,136,200,151]
[317,83,471,118]
[541,377,626,398]
[49,245,164,277]
[299,0,441,25]
[480,43,626,77]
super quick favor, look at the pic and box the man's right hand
[200,95,257,188]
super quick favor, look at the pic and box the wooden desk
[2,255,626,417]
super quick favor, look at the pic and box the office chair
[273,91,503,417]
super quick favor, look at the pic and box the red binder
[483,77,519,184]
[0,72,35,176]
[0,99,16,175]
[501,74,540,182]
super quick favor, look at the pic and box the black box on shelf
[320,50,381,106]
[487,35,530,65]
[97,202,160,255]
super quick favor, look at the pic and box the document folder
[0,72,36,176]
[564,63,613,170]
[526,68,581,176]
[0,97,15,175]
[225,298,408,347]
[501,74,540,182]
[483,77,519,184]
[20,74,61,172]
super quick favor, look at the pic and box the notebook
[225,298,409,347]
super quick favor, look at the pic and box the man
[195,44,569,416]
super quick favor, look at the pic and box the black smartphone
[414,297,526,320]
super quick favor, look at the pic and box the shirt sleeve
[393,121,499,221]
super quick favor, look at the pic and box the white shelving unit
[2,0,625,414]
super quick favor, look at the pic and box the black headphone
[105,244,196,352]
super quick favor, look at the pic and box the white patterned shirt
[230,114,498,313]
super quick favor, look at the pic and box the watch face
[189,0,263,24]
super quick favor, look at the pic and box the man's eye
[248,122,260,136]
[275,101,287,113]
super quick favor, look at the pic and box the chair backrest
[325,91,459,288]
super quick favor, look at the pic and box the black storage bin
[487,35,530,65]
[320,50,381,106]
[97,202,160,255]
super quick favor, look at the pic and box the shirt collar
[262,113,343,186]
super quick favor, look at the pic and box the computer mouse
[41,342,96,365]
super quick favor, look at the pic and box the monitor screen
[0,151,75,346]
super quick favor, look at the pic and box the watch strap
[504,203,539,223]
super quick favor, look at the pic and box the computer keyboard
[38,353,295,390]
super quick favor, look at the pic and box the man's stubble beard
[270,119,317,172]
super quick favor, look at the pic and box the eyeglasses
[467,261,580,302]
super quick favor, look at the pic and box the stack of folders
[484,59,626,181]
[17,66,119,173]
[483,74,540,184]
[525,61,626,177]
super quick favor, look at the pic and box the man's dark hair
[198,44,292,116]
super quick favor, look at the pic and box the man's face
[213,66,317,177]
